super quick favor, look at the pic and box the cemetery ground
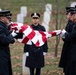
[10,37,64,75]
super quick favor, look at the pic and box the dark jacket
[64,22,76,61]
[24,24,48,68]
[59,20,73,72]
[0,21,15,75]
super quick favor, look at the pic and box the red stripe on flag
[21,25,28,33]
[22,37,29,44]
[39,31,47,42]
[27,30,36,40]
[49,32,56,36]
[11,23,19,31]
[12,23,18,27]
[35,40,40,47]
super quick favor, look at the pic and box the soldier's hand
[11,30,17,37]
[60,29,66,38]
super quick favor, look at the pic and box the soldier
[59,6,76,75]
[0,10,16,75]
[58,7,74,74]
[24,13,48,75]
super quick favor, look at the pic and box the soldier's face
[32,17,39,25]
[73,13,76,21]
[66,12,71,19]
[74,13,76,19]
[6,16,12,22]
[0,16,10,25]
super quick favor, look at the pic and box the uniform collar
[32,23,39,27]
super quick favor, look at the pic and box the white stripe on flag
[23,26,33,36]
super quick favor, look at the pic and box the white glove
[60,29,66,38]
[25,52,29,56]
[43,52,47,56]
[54,30,62,35]
[11,30,17,37]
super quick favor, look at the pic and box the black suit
[59,20,73,73]
[59,21,76,75]
[0,21,15,75]
[24,24,48,75]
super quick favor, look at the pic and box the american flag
[11,22,61,47]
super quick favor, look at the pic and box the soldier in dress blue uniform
[59,6,76,75]
[24,13,48,75]
[0,10,16,75]
[58,7,74,74]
